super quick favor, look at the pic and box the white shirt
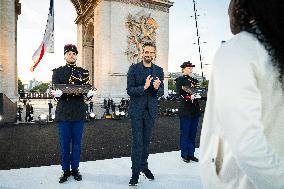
[200,31,284,189]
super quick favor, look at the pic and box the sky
[17,0,232,83]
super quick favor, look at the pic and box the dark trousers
[25,114,29,122]
[58,121,84,171]
[180,116,199,157]
[131,111,154,175]
[18,114,22,121]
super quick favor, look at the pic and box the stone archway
[70,0,85,15]
[70,0,173,102]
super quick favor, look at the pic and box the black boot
[189,156,199,162]
[181,156,190,163]
[59,170,71,183]
[72,169,82,181]
[141,169,154,180]
[129,174,139,186]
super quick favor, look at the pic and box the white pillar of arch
[76,23,84,68]
[83,23,94,85]
[0,0,20,102]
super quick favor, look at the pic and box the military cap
[180,61,195,68]
[64,44,78,55]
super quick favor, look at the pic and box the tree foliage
[30,83,49,93]
[168,79,176,92]
[18,78,24,93]
[200,80,209,88]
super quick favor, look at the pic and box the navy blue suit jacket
[127,62,164,119]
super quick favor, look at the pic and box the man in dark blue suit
[127,42,164,186]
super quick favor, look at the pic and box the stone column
[93,1,112,101]
[76,23,84,68]
[156,9,170,97]
[0,0,21,102]
[83,23,94,85]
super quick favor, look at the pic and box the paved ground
[0,151,203,189]
[0,116,203,170]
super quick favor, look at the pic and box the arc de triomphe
[0,0,173,104]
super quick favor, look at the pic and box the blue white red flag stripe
[31,0,54,72]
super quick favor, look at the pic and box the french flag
[31,0,54,72]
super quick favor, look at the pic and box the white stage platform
[0,151,203,189]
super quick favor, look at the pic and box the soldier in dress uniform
[48,100,53,118]
[25,103,30,122]
[175,61,201,163]
[51,44,95,183]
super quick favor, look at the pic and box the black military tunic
[175,75,201,117]
[52,64,90,121]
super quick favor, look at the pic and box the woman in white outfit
[200,0,284,188]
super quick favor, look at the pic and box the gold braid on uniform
[187,77,200,88]
[68,64,90,85]
[69,75,90,84]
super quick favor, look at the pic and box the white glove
[190,93,201,101]
[87,90,96,98]
[51,89,63,98]
[193,93,201,99]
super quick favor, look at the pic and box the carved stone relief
[125,11,158,64]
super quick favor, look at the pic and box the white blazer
[200,32,284,189]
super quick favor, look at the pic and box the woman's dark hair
[232,0,284,88]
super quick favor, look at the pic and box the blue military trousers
[179,116,199,157]
[58,121,84,171]
[131,111,154,175]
